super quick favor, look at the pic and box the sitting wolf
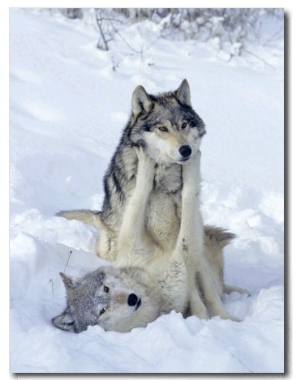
[57,80,242,320]
[58,79,205,262]
[53,149,245,333]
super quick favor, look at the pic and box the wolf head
[52,266,161,333]
[129,79,206,165]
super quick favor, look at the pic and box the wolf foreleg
[117,147,155,258]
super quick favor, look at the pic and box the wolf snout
[127,293,141,310]
[179,145,192,159]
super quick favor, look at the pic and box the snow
[9,8,284,374]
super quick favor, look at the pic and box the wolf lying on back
[53,149,244,333]
[52,227,241,333]
[57,80,242,320]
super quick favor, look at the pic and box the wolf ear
[132,85,153,119]
[60,272,74,290]
[175,79,191,106]
[52,308,77,332]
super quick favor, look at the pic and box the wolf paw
[134,146,155,185]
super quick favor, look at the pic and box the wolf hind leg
[189,282,208,319]
[173,151,209,318]
[180,152,240,321]
[195,270,242,321]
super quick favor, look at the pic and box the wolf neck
[153,164,183,193]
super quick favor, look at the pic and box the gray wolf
[57,146,245,324]
[57,80,244,320]
[52,226,242,333]
[58,79,206,261]
[52,266,162,333]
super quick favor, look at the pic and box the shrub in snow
[54,8,283,60]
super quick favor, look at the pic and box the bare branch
[243,49,275,69]
[63,250,73,273]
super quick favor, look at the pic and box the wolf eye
[158,126,168,132]
[182,122,188,129]
[104,286,109,293]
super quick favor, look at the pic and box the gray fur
[57,79,206,260]
[56,80,247,325]
[52,266,162,333]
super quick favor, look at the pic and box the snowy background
[9,8,284,374]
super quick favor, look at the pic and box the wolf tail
[203,225,236,250]
[56,209,108,231]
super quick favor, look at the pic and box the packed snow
[10,8,284,374]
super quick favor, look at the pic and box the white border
[0,0,291,7]
[2,1,299,379]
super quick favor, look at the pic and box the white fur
[115,147,240,321]
[144,125,201,165]
[57,80,243,323]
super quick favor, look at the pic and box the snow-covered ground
[9,8,284,373]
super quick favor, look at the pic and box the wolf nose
[179,145,192,158]
[127,293,139,307]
